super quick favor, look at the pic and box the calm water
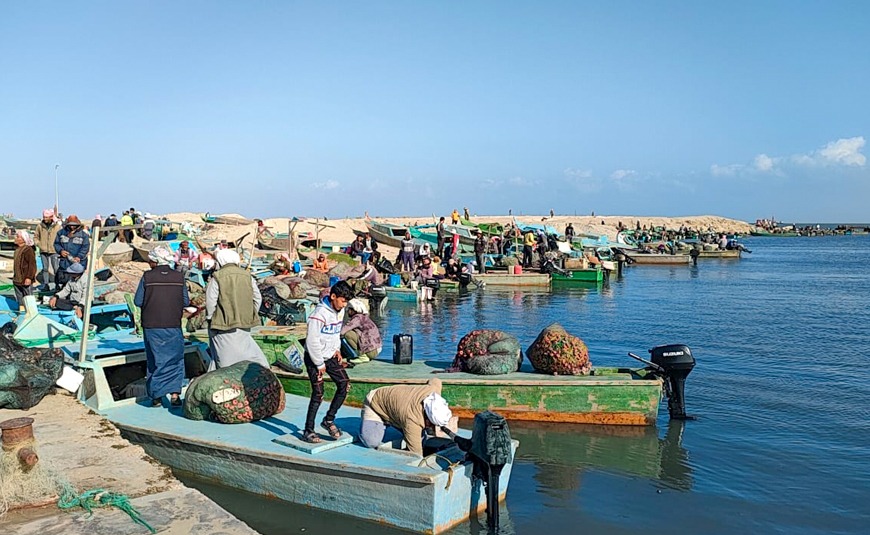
[182,235,870,534]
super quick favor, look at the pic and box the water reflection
[508,420,693,491]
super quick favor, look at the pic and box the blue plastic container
[388,273,402,287]
[292,261,302,273]
[329,276,340,287]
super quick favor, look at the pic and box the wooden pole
[77,227,103,363]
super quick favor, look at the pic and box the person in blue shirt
[53,215,90,288]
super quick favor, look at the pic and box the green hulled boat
[550,268,604,285]
[276,358,663,425]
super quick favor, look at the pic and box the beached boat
[364,219,410,248]
[66,339,518,534]
[257,233,292,251]
[460,219,504,237]
[550,268,604,285]
[277,358,663,425]
[409,227,475,253]
[475,273,550,287]
[100,243,134,266]
[201,213,254,226]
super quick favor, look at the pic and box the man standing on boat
[34,209,60,291]
[205,249,270,370]
[474,232,487,274]
[400,231,415,272]
[53,215,90,289]
[303,280,354,443]
[134,246,189,407]
[436,216,446,256]
[359,378,453,457]
[522,229,536,269]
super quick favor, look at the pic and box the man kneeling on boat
[359,378,453,457]
[340,298,382,364]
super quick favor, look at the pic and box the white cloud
[817,137,866,166]
[368,179,386,191]
[508,176,537,186]
[711,136,866,178]
[610,169,637,181]
[753,154,775,172]
[312,180,339,190]
[563,168,592,179]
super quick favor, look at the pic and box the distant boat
[200,213,254,226]
[621,250,692,265]
[749,228,799,237]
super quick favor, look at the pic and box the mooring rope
[58,485,156,534]
[418,453,463,490]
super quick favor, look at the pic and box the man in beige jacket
[359,377,452,456]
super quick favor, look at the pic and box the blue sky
[1,1,867,222]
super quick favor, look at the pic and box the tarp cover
[183,361,285,423]
[452,329,523,375]
[0,335,64,410]
[526,323,592,375]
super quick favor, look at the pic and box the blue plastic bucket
[292,261,302,273]
[388,273,402,287]
[329,276,340,287]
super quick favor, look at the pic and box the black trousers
[304,352,350,433]
[522,245,534,267]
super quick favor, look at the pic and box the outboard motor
[649,344,695,420]
[441,411,512,529]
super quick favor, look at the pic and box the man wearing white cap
[205,249,269,369]
[359,377,452,456]
[134,246,189,407]
[33,209,60,290]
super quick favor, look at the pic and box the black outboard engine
[441,411,512,529]
[649,344,695,420]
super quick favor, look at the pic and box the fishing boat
[475,273,550,286]
[64,338,518,534]
[277,358,663,425]
[200,213,254,226]
[687,248,741,259]
[622,250,692,265]
[257,233,292,251]
[383,285,419,302]
[363,219,410,248]
[460,218,504,237]
[550,268,605,285]
[749,228,799,237]
[409,227,475,253]
[100,243,134,266]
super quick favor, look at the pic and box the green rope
[58,485,156,533]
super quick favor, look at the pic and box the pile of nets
[183,361,285,424]
[526,323,592,375]
[0,335,63,410]
[0,442,64,517]
[451,329,523,375]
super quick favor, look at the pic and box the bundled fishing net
[451,330,523,375]
[0,445,65,516]
[303,269,330,288]
[183,361,286,424]
[0,336,63,410]
[526,323,592,375]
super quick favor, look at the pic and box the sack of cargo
[526,323,591,375]
[183,361,285,423]
[0,335,64,410]
[452,329,522,375]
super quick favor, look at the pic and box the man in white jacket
[302,280,355,443]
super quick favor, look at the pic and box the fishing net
[303,269,330,288]
[452,330,523,375]
[526,323,592,375]
[0,336,63,410]
[183,361,285,424]
[0,445,66,517]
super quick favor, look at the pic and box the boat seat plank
[273,431,354,454]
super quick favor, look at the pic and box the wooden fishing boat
[691,249,741,259]
[277,358,663,426]
[622,251,691,265]
[475,273,550,287]
[749,228,799,237]
[460,219,504,236]
[257,233,291,251]
[200,213,254,226]
[364,219,410,248]
[100,243,134,266]
[384,286,419,302]
[550,268,604,285]
[65,339,518,534]
[408,227,475,253]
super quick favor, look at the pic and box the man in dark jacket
[474,233,487,274]
[134,246,190,407]
[54,215,90,288]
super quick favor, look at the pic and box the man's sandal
[302,431,322,443]
[321,420,342,439]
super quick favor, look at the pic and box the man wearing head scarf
[173,240,199,276]
[53,215,90,289]
[134,246,190,407]
[340,298,382,364]
[359,378,452,457]
[34,209,60,290]
[204,249,269,370]
[12,230,36,310]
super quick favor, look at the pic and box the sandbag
[303,269,330,288]
[526,323,591,375]
[452,329,523,375]
[183,361,285,423]
[0,335,64,410]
